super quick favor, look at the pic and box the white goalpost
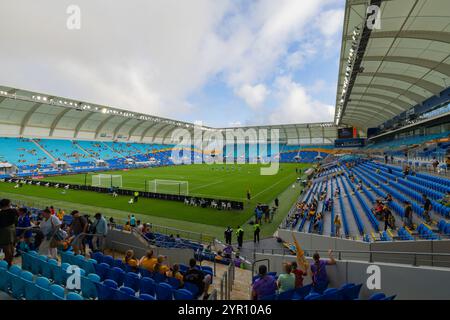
[92,174,123,188]
[147,179,189,196]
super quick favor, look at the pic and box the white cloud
[316,9,345,37]
[268,76,334,124]
[235,84,269,109]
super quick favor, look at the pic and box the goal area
[147,179,189,196]
[92,174,123,188]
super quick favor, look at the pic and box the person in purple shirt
[310,250,336,294]
[251,265,277,300]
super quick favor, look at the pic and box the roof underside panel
[336,0,450,130]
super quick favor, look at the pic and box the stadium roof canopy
[0,85,338,145]
[335,0,450,130]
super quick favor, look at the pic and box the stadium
[0,0,449,305]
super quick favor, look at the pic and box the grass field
[0,163,309,241]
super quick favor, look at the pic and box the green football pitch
[0,163,310,240]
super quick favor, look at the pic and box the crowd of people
[251,234,336,300]
[121,249,212,299]
[0,198,108,266]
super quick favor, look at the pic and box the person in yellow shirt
[123,249,138,271]
[166,264,184,287]
[57,209,65,221]
[139,250,158,271]
[123,222,132,232]
[157,255,169,274]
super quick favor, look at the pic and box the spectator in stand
[92,213,107,252]
[157,255,169,274]
[334,214,342,237]
[166,264,184,287]
[0,199,18,266]
[438,191,450,208]
[56,209,65,221]
[129,214,136,227]
[383,206,394,231]
[432,157,439,173]
[108,217,115,229]
[310,250,336,294]
[223,243,233,259]
[136,220,143,233]
[422,194,433,224]
[277,262,295,293]
[251,265,277,300]
[234,253,243,268]
[184,258,212,299]
[69,210,88,255]
[139,250,157,271]
[38,208,61,259]
[123,249,138,271]
[123,221,132,232]
[403,201,414,229]
[291,234,309,288]
[16,207,32,246]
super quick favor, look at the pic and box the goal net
[92,174,123,188]
[147,179,189,196]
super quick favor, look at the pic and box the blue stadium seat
[107,267,126,287]
[95,279,118,300]
[124,272,141,292]
[167,276,181,289]
[34,276,51,300]
[140,277,156,296]
[67,292,84,300]
[81,273,100,300]
[91,251,104,264]
[49,284,65,300]
[94,262,110,281]
[183,281,199,298]
[139,293,156,300]
[173,289,194,300]
[115,286,138,300]
[156,282,173,300]
[10,270,32,299]
[321,288,341,300]
[103,255,114,267]
[292,284,312,300]
[304,292,322,300]
[153,272,167,284]
[369,293,386,300]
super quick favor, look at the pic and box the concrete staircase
[30,139,56,162]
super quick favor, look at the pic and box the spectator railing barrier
[219,259,235,300]
[251,247,450,268]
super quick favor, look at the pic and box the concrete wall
[254,252,450,300]
[278,229,450,267]
[105,229,195,265]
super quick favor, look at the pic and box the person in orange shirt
[139,250,158,271]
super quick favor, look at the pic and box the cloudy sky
[0,0,344,128]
